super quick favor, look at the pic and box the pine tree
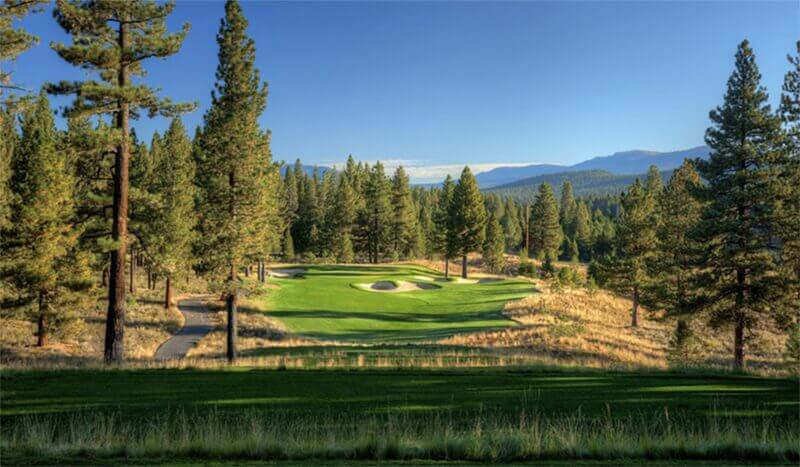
[0,104,16,231]
[296,173,321,254]
[483,212,505,273]
[194,0,271,362]
[145,117,196,308]
[501,197,521,250]
[390,166,416,258]
[692,41,790,370]
[282,228,295,259]
[0,0,48,94]
[431,175,455,276]
[360,162,391,263]
[650,160,702,316]
[573,202,592,261]
[0,91,92,346]
[450,166,486,278]
[530,183,562,260]
[331,177,358,262]
[645,165,664,196]
[779,41,800,319]
[50,0,191,363]
[597,179,656,327]
[560,181,577,238]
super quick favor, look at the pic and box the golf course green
[258,264,534,341]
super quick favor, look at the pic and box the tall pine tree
[360,162,391,263]
[431,175,456,277]
[779,41,800,319]
[530,183,562,260]
[450,167,486,278]
[194,0,271,362]
[692,41,788,370]
[145,117,196,308]
[0,91,92,346]
[483,211,505,273]
[598,179,656,327]
[650,160,702,316]
[50,0,191,363]
[390,166,416,259]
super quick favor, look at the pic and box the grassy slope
[257,264,533,342]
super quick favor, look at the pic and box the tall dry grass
[3,408,797,464]
[440,281,789,374]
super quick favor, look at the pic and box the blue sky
[8,1,799,183]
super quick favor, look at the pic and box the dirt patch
[268,268,304,278]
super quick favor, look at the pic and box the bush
[556,266,581,288]
[540,255,556,279]
[301,252,317,264]
[518,263,535,277]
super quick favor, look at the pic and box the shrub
[301,252,317,263]
[540,255,556,279]
[518,263,535,277]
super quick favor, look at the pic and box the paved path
[154,296,215,360]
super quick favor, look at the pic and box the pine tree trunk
[733,267,746,371]
[101,265,109,288]
[631,286,639,327]
[227,264,237,363]
[461,255,468,279]
[164,277,172,309]
[36,293,47,347]
[244,265,250,277]
[104,20,129,365]
[129,246,136,293]
[444,257,449,279]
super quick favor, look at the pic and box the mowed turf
[258,264,533,341]
[2,368,797,423]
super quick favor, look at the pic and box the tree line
[0,1,797,370]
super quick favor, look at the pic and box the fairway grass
[256,264,534,342]
[1,368,798,464]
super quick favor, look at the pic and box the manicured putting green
[258,264,533,341]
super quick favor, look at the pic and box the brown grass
[0,270,202,365]
[439,280,788,374]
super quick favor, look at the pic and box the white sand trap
[447,277,479,284]
[268,268,304,278]
[355,280,439,292]
[412,275,435,282]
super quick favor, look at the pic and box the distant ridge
[485,169,675,201]
[475,145,709,188]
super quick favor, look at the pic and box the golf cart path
[154,296,215,360]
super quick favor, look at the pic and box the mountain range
[475,145,710,188]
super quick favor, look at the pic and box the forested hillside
[485,169,673,201]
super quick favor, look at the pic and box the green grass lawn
[2,368,796,419]
[256,264,533,341]
[1,368,798,464]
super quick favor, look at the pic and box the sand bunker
[355,280,439,292]
[412,275,435,282]
[268,268,304,278]
[447,277,504,284]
